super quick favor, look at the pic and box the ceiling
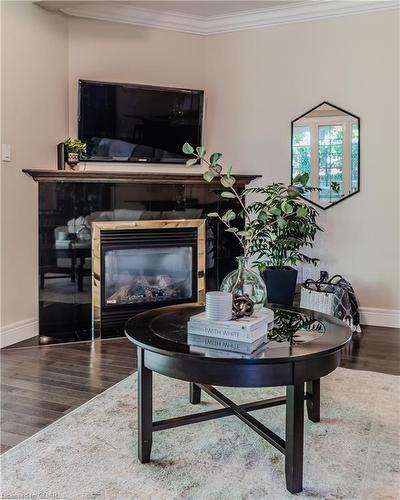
[36,1,399,35]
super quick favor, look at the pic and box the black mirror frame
[291,101,360,210]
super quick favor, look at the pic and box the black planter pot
[262,266,298,306]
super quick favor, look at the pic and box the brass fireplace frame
[92,219,206,338]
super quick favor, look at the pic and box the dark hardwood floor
[1,325,399,454]
[1,338,137,453]
[340,325,400,375]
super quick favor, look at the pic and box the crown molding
[58,1,399,35]
[205,1,400,34]
[61,3,207,35]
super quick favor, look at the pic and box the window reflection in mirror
[291,102,360,209]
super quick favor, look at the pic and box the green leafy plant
[182,142,322,271]
[64,138,87,155]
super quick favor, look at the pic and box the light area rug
[1,368,399,500]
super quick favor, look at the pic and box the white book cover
[189,308,274,332]
[190,343,269,359]
[187,333,267,354]
[187,322,268,342]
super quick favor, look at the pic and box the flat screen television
[78,80,204,163]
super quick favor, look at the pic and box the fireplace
[104,247,195,306]
[26,172,258,344]
[92,219,205,337]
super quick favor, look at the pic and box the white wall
[0,2,68,340]
[68,17,206,173]
[205,10,399,313]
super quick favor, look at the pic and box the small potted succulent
[182,143,321,307]
[64,138,86,170]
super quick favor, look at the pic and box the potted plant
[182,143,321,307]
[64,138,86,170]
[250,180,321,305]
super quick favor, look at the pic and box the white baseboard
[359,307,400,329]
[0,317,38,348]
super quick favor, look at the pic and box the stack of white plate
[205,291,232,321]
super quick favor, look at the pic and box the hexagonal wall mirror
[291,102,360,209]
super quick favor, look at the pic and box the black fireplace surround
[27,171,259,345]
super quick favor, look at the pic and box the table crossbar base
[152,384,311,455]
[201,385,287,453]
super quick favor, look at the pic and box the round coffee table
[125,304,351,494]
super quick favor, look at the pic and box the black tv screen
[78,80,203,163]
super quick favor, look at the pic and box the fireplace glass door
[103,246,195,307]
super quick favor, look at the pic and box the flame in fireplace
[106,273,187,305]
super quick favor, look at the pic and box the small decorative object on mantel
[182,142,321,309]
[63,138,86,171]
[57,142,65,170]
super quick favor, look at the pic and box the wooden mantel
[23,169,261,185]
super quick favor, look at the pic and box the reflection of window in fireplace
[104,247,193,306]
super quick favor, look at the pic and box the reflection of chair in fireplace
[106,274,186,305]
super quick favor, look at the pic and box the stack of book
[187,309,274,358]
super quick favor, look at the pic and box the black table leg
[137,347,153,463]
[189,383,201,404]
[285,381,304,494]
[306,379,320,423]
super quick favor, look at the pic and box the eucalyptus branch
[200,156,252,224]
[183,142,322,270]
